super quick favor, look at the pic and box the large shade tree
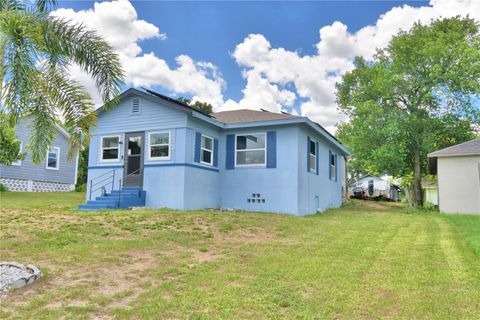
[336,17,480,206]
[0,0,124,163]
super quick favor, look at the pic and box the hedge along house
[80,88,349,215]
[0,118,79,192]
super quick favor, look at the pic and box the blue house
[0,119,79,192]
[81,88,349,215]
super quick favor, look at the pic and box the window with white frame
[236,133,266,166]
[101,136,120,161]
[46,147,60,170]
[330,152,336,180]
[149,132,170,160]
[11,141,22,166]
[201,134,213,165]
[309,139,317,173]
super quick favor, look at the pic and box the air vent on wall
[132,98,141,113]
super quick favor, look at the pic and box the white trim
[54,124,70,139]
[11,141,22,166]
[309,138,317,173]
[148,131,171,161]
[100,135,121,163]
[73,150,79,185]
[200,134,214,166]
[330,151,336,180]
[45,146,60,170]
[234,132,267,167]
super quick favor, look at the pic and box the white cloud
[52,0,163,61]
[51,0,226,109]
[53,0,480,133]
[222,69,296,112]
[125,54,225,109]
[229,0,480,133]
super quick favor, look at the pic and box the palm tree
[0,0,124,162]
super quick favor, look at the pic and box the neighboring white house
[428,139,480,215]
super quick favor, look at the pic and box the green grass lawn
[1,192,479,319]
[446,214,480,256]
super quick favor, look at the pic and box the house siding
[85,89,349,215]
[219,125,299,215]
[297,126,345,215]
[94,96,187,135]
[86,96,188,200]
[437,155,480,214]
[0,119,77,189]
[183,117,221,209]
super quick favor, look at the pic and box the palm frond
[42,17,124,108]
[38,66,96,159]
[26,97,57,164]
[0,10,43,124]
[1,6,124,163]
[35,0,57,12]
[0,0,25,11]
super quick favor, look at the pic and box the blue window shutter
[266,131,276,168]
[328,150,332,180]
[335,153,338,181]
[226,134,235,169]
[194,132,201,163]
[213,138,219,167]
[316,141,319,175]
[307,136,311,172]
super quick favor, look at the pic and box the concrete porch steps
[78,187,146,211]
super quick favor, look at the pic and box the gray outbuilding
[428,139,480,215]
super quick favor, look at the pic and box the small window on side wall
[149,132,170,160]
[309,139,317,173]
[101,136,120,161]
[46,147,60,170]
[330,152,336,180]
[201,134,213,165]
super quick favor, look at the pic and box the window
[201,134,213,165]
[46,147,60,170]
[309,139,317,173]
[236,133,266,166]
[330,152,336,180]
[101,136,120,161]
[132,97,141,114]
[149,132,170,160]
[11,141,22,166]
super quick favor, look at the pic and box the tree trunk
[404,184,414,208]
[412,152,423,206]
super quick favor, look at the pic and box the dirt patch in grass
[217,227,273,244]
[2,248,171,315]
[187,248,221,263]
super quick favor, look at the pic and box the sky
[53,0,480,133]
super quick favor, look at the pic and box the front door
[123,132,144,187]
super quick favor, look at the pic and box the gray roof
[428,139,480,157]
[212,109,301,124]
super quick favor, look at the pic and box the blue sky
[54,0,476,132]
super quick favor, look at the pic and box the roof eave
[219,117,350,156]
[96,88,206,117]
[428,152,480,158]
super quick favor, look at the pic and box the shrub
[0,183,8,192]
[75,183,86,192]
